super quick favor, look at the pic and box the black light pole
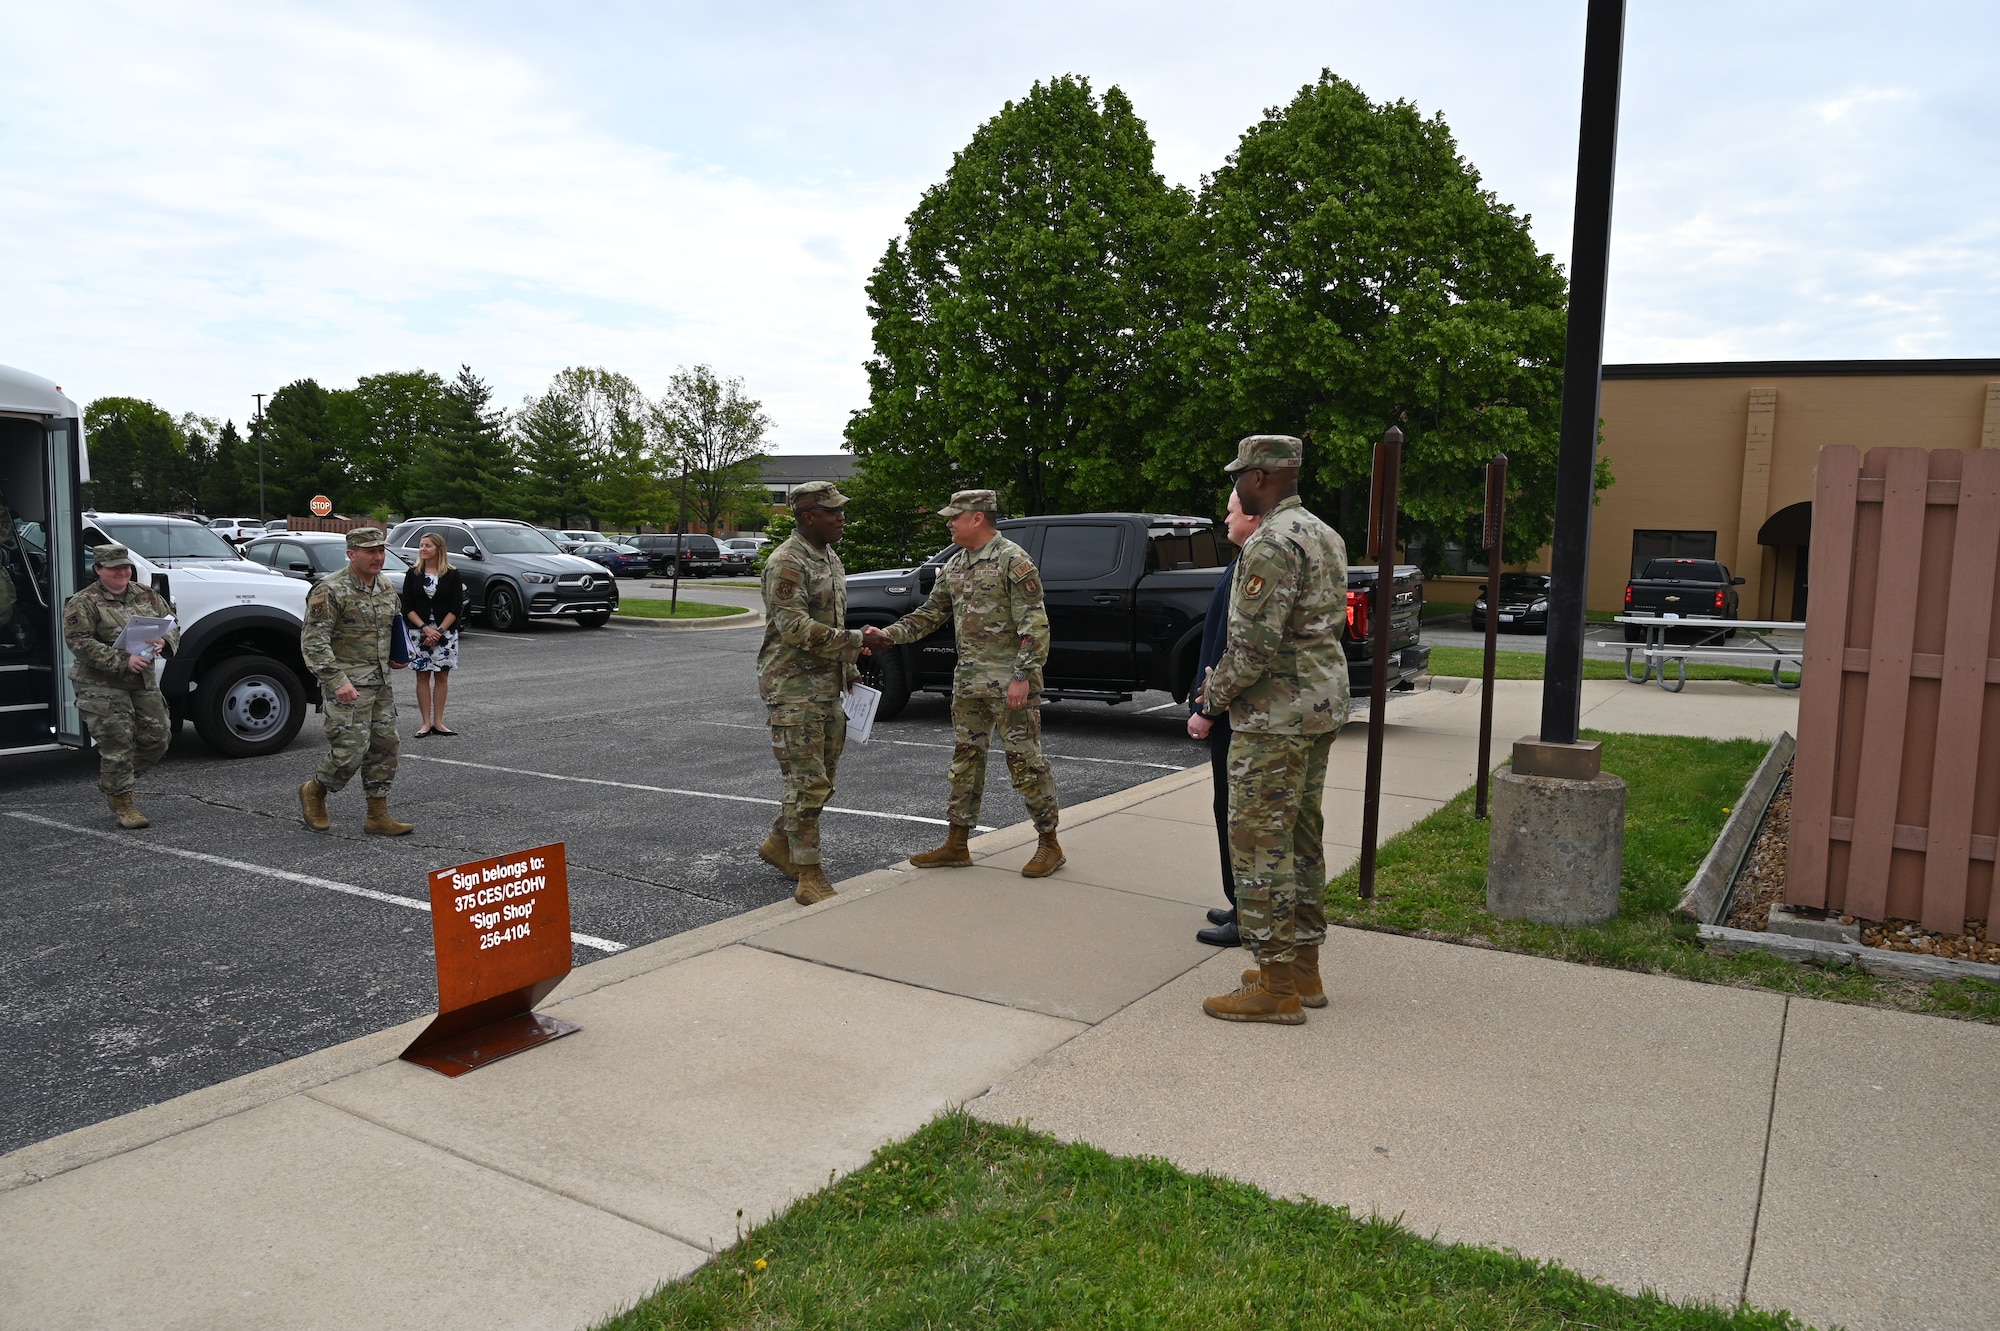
[253,393,267,523]
[1540,0,1626,747]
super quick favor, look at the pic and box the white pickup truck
[1,363,319,761]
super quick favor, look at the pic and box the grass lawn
[1330,730,2000,1023]
[616,598,749,620]
[1426,645,1799,688]
[599,1113,1799,1331]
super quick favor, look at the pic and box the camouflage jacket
[1203,495,1349,734]
[302,567,400,693]
[63,580,180,692]
[882,534,1049,699]
[757,534,863,712]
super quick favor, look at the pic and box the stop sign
[309,495,333,517]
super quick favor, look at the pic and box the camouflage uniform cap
[789,481,849,511]
[93,543,137,570]
[1223,434,1304,474]
[937,489,999,518]
[345,526,387,549]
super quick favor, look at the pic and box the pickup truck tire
[194,655,307,758]
[1624,625,1646,643]
[486,583,525,632]
[576,610,611,628]
[856,641,912,721]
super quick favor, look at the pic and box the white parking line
[400,754,991,831]
[697,721,1187,771]
[1137,701,1184,714]
[4,812,627,953]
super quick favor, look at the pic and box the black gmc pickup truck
[1622,557,1744,641]
[845,512,1430,720]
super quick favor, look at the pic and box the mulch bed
[1724,763,2000,964]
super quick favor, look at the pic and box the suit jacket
[1190,558,1237,719]
[400,566,465,627]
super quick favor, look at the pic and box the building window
[1631,530,1716,577]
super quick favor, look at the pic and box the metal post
[1476,454,1508,819]
[671,461,690,615]
[1358,426,1402,899]
[253,393,267,523]
[1540,0,1626,746]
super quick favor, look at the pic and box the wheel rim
[221,674,291,743]
[492,589,517,627]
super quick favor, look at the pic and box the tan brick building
[1430,358,2000,616]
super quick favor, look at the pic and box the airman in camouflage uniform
[866,489,1063,877]
[298,527,412,835]
[63,544,180,828]
[1199,435,1349,1025]
[758,480,866,905]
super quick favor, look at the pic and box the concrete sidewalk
[5,679,1995,1331]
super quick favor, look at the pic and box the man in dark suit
[1188,490,1259,946]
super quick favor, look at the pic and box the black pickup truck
[845,512,1430,720]
[1622,557,1745,641]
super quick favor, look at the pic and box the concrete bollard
[1486,767,1627,925]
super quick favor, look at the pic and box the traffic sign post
[401,843,580,1076]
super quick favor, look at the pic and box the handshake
[860,625,895,653]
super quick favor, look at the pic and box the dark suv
[630,533,725,578]
[384,518,619,631]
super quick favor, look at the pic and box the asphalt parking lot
[0,611,1210,1155]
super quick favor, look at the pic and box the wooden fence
[1787,445,2000,931]
[285,516,371,534]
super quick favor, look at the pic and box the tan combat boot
[909,823,972,868]
[1020,831,1065,878]
[1241,944,1327,1009]
[758,830,801,881]
[1204,959,1306,1024]
[299,779,330,832]
[364,796,413,836]
[107,792,150,829]
[793,863,837,906]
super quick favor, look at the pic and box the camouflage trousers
[1227,730,1336,965]
[767,701,847,867]
[947,695,1059,833]
[315,684,399,797]
[76,686,172,796]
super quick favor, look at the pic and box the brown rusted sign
[401,842,580,1076]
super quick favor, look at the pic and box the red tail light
[1346,589,1369,639]
[1624,585,1633,607]
[1714,589,1725,609]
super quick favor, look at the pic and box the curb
[610,610,761,631]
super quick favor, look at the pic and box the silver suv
[385,518,618,631]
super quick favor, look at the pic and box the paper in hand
[842,682,882,743]
[114,616,175,658]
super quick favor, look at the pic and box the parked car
[1622,558,1743,641]
[208,517,267,543]
[713,543,753,576]
[242,531,410,593]
[262,519,289,533]
[559,529,611,549]
[720,536,769,556]
[629,532,726,578]
[385,517,619,631]
[571,541,653,578]
[844,512,1429,721]
[166,511,210,525]
[1471,573,1553,633]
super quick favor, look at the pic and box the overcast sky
[4,1,1994,452]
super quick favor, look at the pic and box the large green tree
[846,75,1192,516]
[255,379,356,518]
[82,398,206,512]
[1152,73,1586,568]
[655,364,769,534]
[346,370,455,514]
[512,366,654,528]
[403,366,523,518]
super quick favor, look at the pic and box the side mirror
[1731,576,1746,586]
[462,545,482,560]
[288,562,311,573]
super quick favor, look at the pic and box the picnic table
[1615,615,1806,692]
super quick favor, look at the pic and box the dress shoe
[1205,905,1236,927]
[1196,919,1239,948]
